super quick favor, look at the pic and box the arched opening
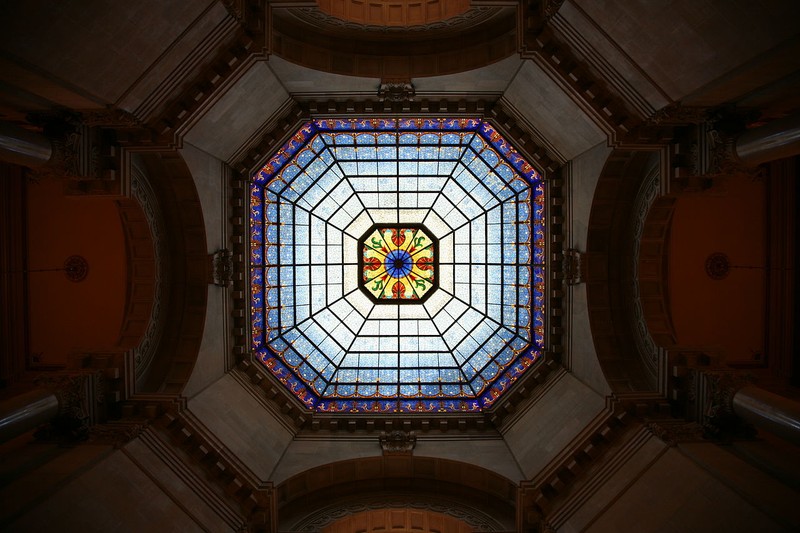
[277,456,517,532]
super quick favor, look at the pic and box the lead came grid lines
[250,118,545,413]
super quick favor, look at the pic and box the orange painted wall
[25,179,126,368]
[668,175,766,364]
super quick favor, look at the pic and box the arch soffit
[128,151,209,395]
[268,2,517,79]
[277,455,517,532]
[585,149,667,392]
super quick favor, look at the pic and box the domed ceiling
[250,117,546,413]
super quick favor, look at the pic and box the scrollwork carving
[212,249,234,287]
[379,430,416,455]
[377,81,415,103]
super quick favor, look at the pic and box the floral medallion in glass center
[358,223,438,303]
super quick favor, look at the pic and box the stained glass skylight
[250,118,545,413]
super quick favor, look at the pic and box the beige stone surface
[567,142,614,395]
[503,61,606,161]
[412,55,524,96]
[588,447,793,533]
[270,438,381,484]
[414,437,524,482]
[679,441,800,531]
[556,1,670,115]
[0,0,213,105]
[501,371,605,479]
[6,450,203,533]
[559,433,667,533]
[268,56,379,98]
[183,60,290,162]
[124,437,239,531]
[188,373,294,480]
[181,142,229,399]
[574,0,800,102]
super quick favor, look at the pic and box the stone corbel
[564,248,583,285]
[211,248,234,287]
[378,80,415,103]
[379,430,416,455]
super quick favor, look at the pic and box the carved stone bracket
[378,80,415,103]
[379,430,416,455]
[89,421,148,448]
[564,248,583,285]
[644,420,705,447]
[211,248,234,287]
[646,104,709,126]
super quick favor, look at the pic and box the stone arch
[276,456,517,532]
[269,3,517,79]
[322,507,475,533]
[128,151,208,395]
[585,149,662,392]
[315,0,470,27]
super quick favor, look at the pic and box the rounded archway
[276,456,517,532]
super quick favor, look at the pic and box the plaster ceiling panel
[503,61,605,161]
[184,61,290,162]
[0,0,213,106]
[412,55,523,97]
[267,56,379,99]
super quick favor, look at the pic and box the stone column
[0,389,59,443]
[732,385,800,447]
[735,112,800,166]
[0,121,53,167]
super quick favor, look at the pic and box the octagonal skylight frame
[250,117,545,413]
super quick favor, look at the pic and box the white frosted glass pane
[368,209,396,224]
[310,245,325,262]
[398,305,427,319]
[342,310,364,332]
[311,287,326,313]
[314,308,340,331]
[342,196,364,218]
[378,192,398,208]
[345,291,373,318]
[379,320,398,336]
[295,225,310,245]
[398,193,418,208]
[438,264,454,293]
[397,209,427,224]
[329,299,354,320]
[398,320,418,335]
[399,337,419,351]
[344,210,373,238]
[370,305,398,319]
[327,243,342,262]
[327,283,342,302]
[422,210,450,238]
[296,245,309,264]
[331,322,355,347]
[442,179,466,205]
[351,176,377,191]
[328,209,352,231]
